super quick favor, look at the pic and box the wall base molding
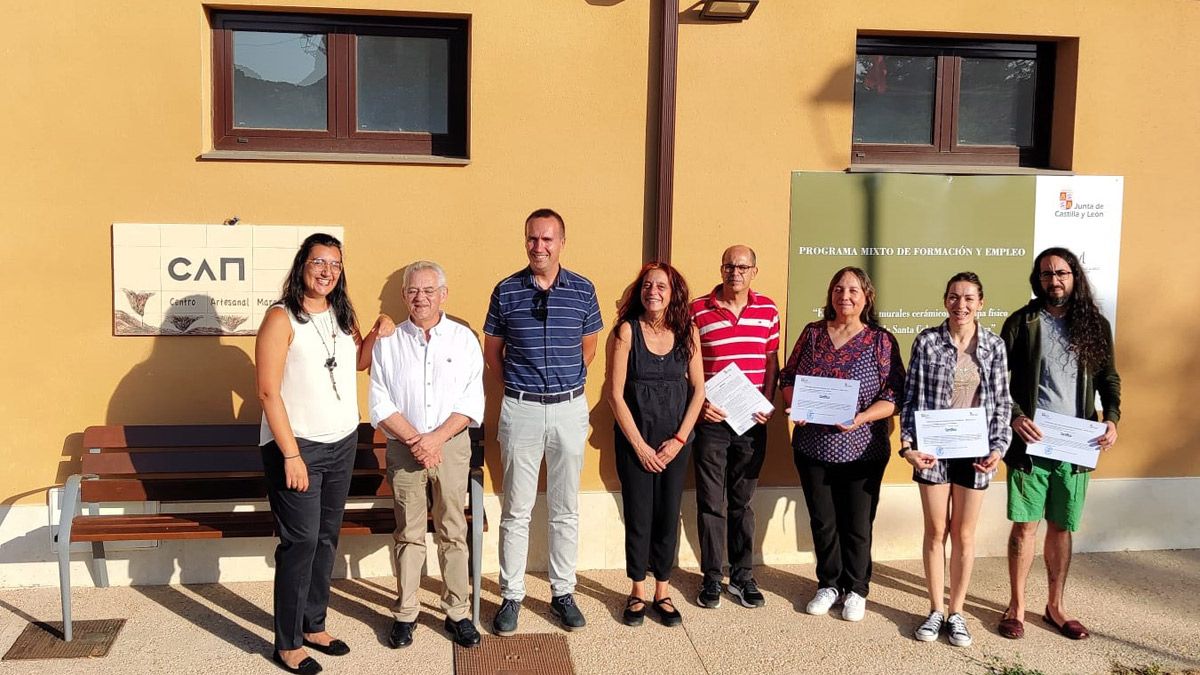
[2,477,1196,588]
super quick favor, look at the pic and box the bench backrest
[79,423,483,504]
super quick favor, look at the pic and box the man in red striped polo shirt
[689,244,780,610]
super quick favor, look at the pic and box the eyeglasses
[531,290,549,322]
[307,258,343,272]
[404,287,441,298]
[721,263,755,275]
[1038,269,1073,280]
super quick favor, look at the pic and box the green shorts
[1007,457,1090,532]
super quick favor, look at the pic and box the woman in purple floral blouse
[779,266,905,623]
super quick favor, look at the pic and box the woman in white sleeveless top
[256,233,392,674]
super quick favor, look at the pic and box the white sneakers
[805,587,840,616]
[840,591,866,622]
[806,588,867,621]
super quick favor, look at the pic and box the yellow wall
[2,1,1197,506]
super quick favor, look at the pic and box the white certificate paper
[705,363,774,436]
[914,407,990,459]
[1026,409,1106,469]
[789,375,859,426]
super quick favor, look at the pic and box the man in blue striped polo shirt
[483,208,603,636]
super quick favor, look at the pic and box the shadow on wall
[106,295,259,426]
[589,279,639,492]
[377,267,411,328]
[809,59,858,168]
[104,297,259,596]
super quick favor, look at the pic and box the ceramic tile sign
[112,224,344,336]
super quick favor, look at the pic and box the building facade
[1,0,1197,587]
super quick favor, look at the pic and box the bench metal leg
[58,534,73,642]
[91,542,110,588]
[57,475,83,642]
[469,468,483,627]
[86,503,110,588]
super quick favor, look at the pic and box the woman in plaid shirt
[899,272,1012,648]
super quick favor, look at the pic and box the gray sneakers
[946,612,973,647]
[914,610,944,642]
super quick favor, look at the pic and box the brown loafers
[998,617,1025,639]
[1042,608,1090,640]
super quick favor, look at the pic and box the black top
[615,319,692,448]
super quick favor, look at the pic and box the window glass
[957,57,1037,146]
[356,36,449,133]
[853,55,936,144]
[232,31,328,130]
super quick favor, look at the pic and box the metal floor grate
[3,620,125,660]
[454,633,575,675]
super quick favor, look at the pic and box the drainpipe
[654,0,679,263]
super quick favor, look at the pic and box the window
[852,37,1056,167]
[211,11,468,157]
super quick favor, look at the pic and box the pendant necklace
[312,312,341,400]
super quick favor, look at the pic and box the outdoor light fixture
[698,0,759,21]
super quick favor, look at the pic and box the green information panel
[787,173,1037,357]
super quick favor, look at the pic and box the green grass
[966,653,1048,675]
[1110,663,1168,675]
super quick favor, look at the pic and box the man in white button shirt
[369,260,485,649]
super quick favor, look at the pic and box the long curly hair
[1029,247,1111,373]
[281,232,358,334]
[617,261,694,361]
[822,266,880,327]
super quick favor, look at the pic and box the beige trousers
[387,432,471,622]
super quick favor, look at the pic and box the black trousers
[262,431,356,650]
[693,421,767,584]
[616,439,691,582]
[794,451,888,597]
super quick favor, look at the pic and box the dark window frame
[211,11,469,157]
[852,37,1056,167]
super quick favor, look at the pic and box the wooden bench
[54,423,486,642]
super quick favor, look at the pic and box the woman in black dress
[607,262,706,627]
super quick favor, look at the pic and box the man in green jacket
[998,247,1121,642]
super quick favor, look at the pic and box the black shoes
[301,638,349,656]
[622,596,646,626]
[492,599,521,636]
[653,597,683,627]
[444,617,482,648]
[728,577,766,608]
[272,650,322,675]
[387,621,415,649]
[697,579,723,608]
[550,594,587,631]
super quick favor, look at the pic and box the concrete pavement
[1,550,1198,674]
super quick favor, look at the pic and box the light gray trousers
[496,394,589,600]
